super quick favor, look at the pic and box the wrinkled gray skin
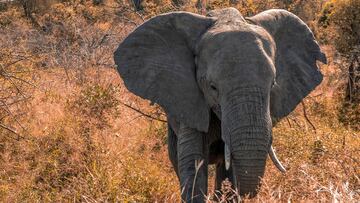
[114,8,326,202]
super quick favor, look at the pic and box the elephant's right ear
[247,9,326,124]
[114,12,215,132]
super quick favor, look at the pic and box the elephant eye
[210,83,217,91]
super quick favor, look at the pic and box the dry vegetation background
[0,0,359,202]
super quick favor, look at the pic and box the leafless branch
[119,101,167,123]
[0,96,30,107]
[301,101,316,132]
[107,3,145,22]
[115,15,139,26]
[4,76,28,99]
[2,72,36,87]
[0,100,30,134]
[2,54,36,69]
[286,117,292,128]
[290,116,302,128]
[0,122,25,140]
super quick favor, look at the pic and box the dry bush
[0,118,90,201]
[0,7,41,141]
[67,83,121,128]
[317,0,360,130]
[0,68,179,201]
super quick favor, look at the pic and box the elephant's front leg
[177,124,208,203]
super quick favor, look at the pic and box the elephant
[114,7,326,202]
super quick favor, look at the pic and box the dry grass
[0,68,179,202]
[0,1,359,202]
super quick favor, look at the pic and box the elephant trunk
[221,87,271,197]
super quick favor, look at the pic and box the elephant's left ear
[247,9,327,123]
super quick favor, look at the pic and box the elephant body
[114,7,326,202]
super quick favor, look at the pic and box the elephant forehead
[207,7,246,22]
[196,30,276,85]
[198,28,275,64]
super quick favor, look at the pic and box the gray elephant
[114,7,326,202]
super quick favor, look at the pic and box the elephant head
[114,8,326,198]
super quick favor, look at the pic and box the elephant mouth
[221,132,286,197]
[211,104,222,118]
[214,105,286,174]
[213,103,286,174]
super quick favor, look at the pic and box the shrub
[67,84,120,128]
[318,0,360,130]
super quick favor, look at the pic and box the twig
[107,4,145,22]
[0,114,7,121]
[0,123,25,140]
[0,96,31,107]
[115,15,139,26]
[0,101,30,134]
[301,101,316,132]
[2,72,36,87]
[124,114,143,125]
[4,77,28,100]
[119,101,167,123]
[2,52,41,70]
[286,117,292,128]
[307,93,324,102]
[290,117,302,128]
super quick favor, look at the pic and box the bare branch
[0,100,30,134]
[0,122,25,140]
[119,101,167,123]
[0,97,30,107]
[290,116,302,128]
[286,117,292,128]
[301,101,316,132]
[2,72,36,87]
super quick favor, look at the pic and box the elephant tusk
[269,146,286,173]
[225,144,231,170]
